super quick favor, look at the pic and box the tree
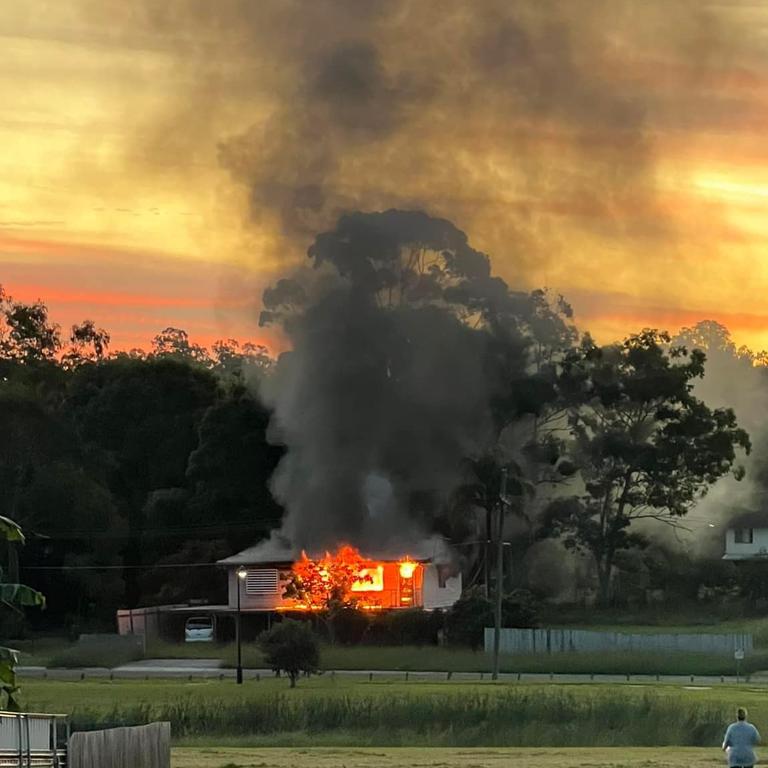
[185,394,284,547]
[211,339,274,383]
[543,329,751,603]
[151,327,211,366]
[0,516,45,710]
[63,320,111,366]
[259,620,320,687]
[0,291,60,364]
[67,357,220,605]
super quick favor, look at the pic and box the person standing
[723,707,761,768]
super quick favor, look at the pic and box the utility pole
[492,467,508,681]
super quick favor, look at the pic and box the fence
[0,711,69,767]
[484,627,754,656]
[69,722,170,768]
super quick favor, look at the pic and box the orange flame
[287,544,422,611]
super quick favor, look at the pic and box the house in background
[722,511,768,560]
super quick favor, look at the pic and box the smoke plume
[258,209,529,550]
[77,0,760,292]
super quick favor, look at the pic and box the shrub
[445,589,493,649]
[446,589,539,648]
[330,607,369,645]
[259,620,320,687]
[365,609,444,645]
[48,636,143,668]
[502,589,539,628]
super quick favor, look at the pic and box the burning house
[217,537,462,613]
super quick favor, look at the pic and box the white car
[184,615,215,643]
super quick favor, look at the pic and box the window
[244,568,279,595]
[735,528,754,544]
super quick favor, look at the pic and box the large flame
[287,544,421,611]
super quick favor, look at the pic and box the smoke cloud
[77,0,762,290]
[258,209,528,550]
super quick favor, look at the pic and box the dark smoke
[78,0,757,282]
[258,210,534,550]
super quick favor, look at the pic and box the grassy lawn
[16,609,768,676]
[19,677,767,746]
[171,746,725,768]
[15,637,768,676]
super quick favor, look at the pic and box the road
[16,659,768,685]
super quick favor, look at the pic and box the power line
[21,562,222,571]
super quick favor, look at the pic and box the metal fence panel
[484,627,754,655]
[69,722,170,768]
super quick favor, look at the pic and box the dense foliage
[0,285,283,632]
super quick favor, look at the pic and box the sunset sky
[3,1,768,353]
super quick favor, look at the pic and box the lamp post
[236,565,247,685]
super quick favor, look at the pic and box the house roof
[217,534,455,566]
[726,509,768,530]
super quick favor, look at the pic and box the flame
[287,544,422,611]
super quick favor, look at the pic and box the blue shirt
[723,721,760,766]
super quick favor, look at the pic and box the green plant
[0,515,46,709]
[259,620,320,687]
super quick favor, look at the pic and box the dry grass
[171,746,725,768]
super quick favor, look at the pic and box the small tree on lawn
[543,330,750,604]
[259,620,320,688]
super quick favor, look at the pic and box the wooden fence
[69,722,170,768]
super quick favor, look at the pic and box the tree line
[0,218,758,635]
[0,285,283,633]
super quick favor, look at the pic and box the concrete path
[15,660,768,685]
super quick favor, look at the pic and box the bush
[365,609,444,646]
[446,590,493,649]
[446,589,539,648]
[502,590,539,628]
[48,635,144,668]
[329,608,369,645]
[259,620,320,687]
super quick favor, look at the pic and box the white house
[722,512,768,560]
[217,535,463,613]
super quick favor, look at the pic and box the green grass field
[170,746,727,768]
[19,677,764,747]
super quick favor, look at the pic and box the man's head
[738,707,748,721]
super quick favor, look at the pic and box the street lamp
[236,565,248,685]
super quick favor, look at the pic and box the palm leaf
[0,516,24,544]
[0,583,45,609]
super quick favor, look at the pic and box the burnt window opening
[735,528,754,544]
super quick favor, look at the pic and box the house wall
[724,526,768,559]
[422,564,462,610]
[227,566,293,610]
